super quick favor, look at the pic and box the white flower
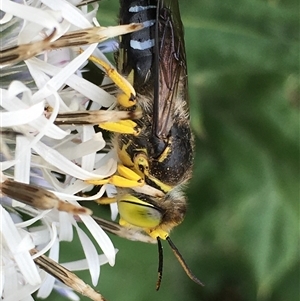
[0,1,131,300]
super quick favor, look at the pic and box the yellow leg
[87,54,136,108]
[86,165,144,188]
[119,217,131,227]
[99,119,140,135]
[78,51,141,134]
[95,197,117,205]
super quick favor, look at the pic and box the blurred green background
[55,0,299,301]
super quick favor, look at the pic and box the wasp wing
[153,0,188,139]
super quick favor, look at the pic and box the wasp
[0,0,202,291]
[85,0,203,290]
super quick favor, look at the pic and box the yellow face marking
[146,228,169,240]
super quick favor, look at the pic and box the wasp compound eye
[118,194,163,229]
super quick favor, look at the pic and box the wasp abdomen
[119,0,157,86]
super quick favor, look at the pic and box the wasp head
[117,188,187,239]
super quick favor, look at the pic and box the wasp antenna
[166,236,204,286]
[156,237,164,291]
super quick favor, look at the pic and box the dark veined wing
[153,0,188,139]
